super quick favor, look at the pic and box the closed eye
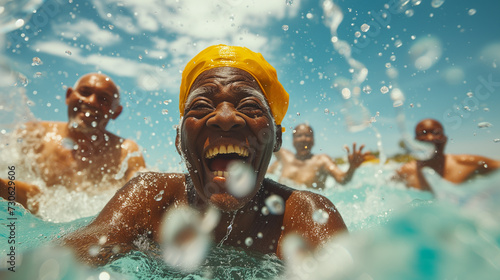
[237,98,266,117]
[185,98,214,116]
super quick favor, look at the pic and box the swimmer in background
[60,45,347,266]
[0,73,146,212]
[267,123,370,189]
[394,118,500,192]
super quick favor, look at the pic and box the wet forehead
[77,74,119,98]
[415,119,443,134]
[186,67,267,105]
[294,125,313,136]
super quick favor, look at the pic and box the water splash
[113,150,143,180]
[217,211,237,247]
[160,205,214,272]
[226,161,256,198]
[322,0,371,132]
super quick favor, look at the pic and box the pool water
[2,164,499,279]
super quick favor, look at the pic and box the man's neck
[418,153,446,175]
[295,152,313,161]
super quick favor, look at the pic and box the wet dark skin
[268,124,370,189]
[61,67,347,266]
[0,73,145,212]
[395,119,500,192]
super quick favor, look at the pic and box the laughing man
[62,45,347,266]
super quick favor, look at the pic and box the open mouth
[205,144,250,178]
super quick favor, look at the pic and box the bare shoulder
[314,153,337,168]
[120,138,141,152]
[119,172,186,201]
[17,121,60,135]
[280,189,347,251]
[450,154,500,171]
[287,189,336,211]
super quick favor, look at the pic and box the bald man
[0,73,145,212]
[395,119,500,192]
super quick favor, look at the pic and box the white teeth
[205,144,249,159]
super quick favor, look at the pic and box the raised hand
[344,142,370,169]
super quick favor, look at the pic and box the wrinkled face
[293,124,314,156]
[66,74,122,132]
[178,67,279,212]
[415,119,447,154]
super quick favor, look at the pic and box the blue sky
[2,0,500,171]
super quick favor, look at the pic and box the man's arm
[460,155,500,175]
[323,143,369,184]
[277,190,347,258]
[0,178,40,212]
[60,172,182,266]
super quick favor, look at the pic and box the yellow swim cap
[179,44,289,125]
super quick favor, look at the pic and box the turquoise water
[2,164,499,279]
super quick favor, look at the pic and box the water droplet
[493,139,500,143]
[257,232,263,239]
[32,57,43,66]
[466,92,474,97]
[312,209,330,224]
[85,112,90,117]
[468,9,476,16]
[91,135,97,141]
[341,88,351,99]
[65,50,72,55]
[261,206,269,216]
[380,86,389,94]
[360,23,370,32]
[354,31,361,38]
[394,39,403,48]
[363,85,372,94]
[245,237,253,247]
[412,0,422,5]
[15,19,25,28]
[324,108,330,114]
[477,122,492,128]
[91,121,97,127]
[431,0,445,8]
[154,190,165,201]
[296,112,300,116]
[88,245,100,256]
[265,194,284,215]
[286,0,293,6]
[106,13,112,18]
[405,9,414,17]
[282,25,289,31]
[227,162,256,198]
[99,272,111,280]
